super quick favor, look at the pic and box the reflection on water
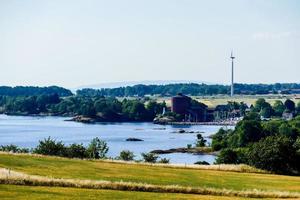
[0,114,233,164]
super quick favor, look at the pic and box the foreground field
[0,185,278,200]
[0,153,299,199]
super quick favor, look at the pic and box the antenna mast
[230,51,235,97]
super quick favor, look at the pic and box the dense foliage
[0,94,61,114]
[0,86,72,97]
[213,116,300,174]
[0,95,166,122]
[33,137,109,159]
[118,150,135,161]
[77,83,300,97]
[251,98,299,119]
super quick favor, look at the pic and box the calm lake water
[0,114,233,164]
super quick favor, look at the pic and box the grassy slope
[0,154,299,193]
[0,185,270,200]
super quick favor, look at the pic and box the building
[171,93,208,122]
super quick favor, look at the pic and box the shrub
[0,144,29,153]
[66,143,87,158]
[141,153,158,163]
[195,134,206,147]
[118,150,135,161]
[194,161,210,165]
[33,137,67,156]
[215,149,240,164]
[158,158,170,164]
[86,137,109,159]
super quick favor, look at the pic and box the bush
[66,143,87,158]
[194,161,210,165]
[158,158,170,164]
[33,137,67,156]
[215,148,240,164]
[0,144,29,153]
[141,153,158,163]
[118,150,135,161]
[195,134,206,147]
[86,137,109,159]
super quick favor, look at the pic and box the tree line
[77,83,300,97]
[0,95,166,122]
[250,98,299,119]
[0,86,72,97]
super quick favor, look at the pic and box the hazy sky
[0,0,299,88]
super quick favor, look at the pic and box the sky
[0,0,299,88]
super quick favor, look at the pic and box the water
[0,114,232,164]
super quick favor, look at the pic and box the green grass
[0,153,299,193]
[0,184,272,200]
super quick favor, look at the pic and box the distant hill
[76,80,213,89]
[76,83,300,97]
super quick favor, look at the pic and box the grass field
[156,95,300,108]
[0,185,276,200]
[0,153,300,199]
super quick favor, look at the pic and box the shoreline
[1,113,237,126]
[155,121,238,126]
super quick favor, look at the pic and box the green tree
[296,101,300,114]
[260,106,273,118]
[273,100,285,117]
[158,158,170,164]
[33,137,66,156]
[254,98,266,112]
[262,120,281,136]
[284,99,295,112]
[215,148,247,164]
[234,120,264,147]
[211,128,231,151]
[195,134,207,147]
[87,137,109,159]
[141,153,158,163]
[66,143,87,158]
[247,135,299,174]
[118,150,135,161]
[215,149,239,164]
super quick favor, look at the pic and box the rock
[153,116,175,124]
[126,138,144,142]
[150,147,216,155]
[71,115,96,123]
[153,128,166,130]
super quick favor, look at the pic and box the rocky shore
[150,147,218,155]
[155,121,237,126]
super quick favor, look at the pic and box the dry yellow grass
[0,168,299,199]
